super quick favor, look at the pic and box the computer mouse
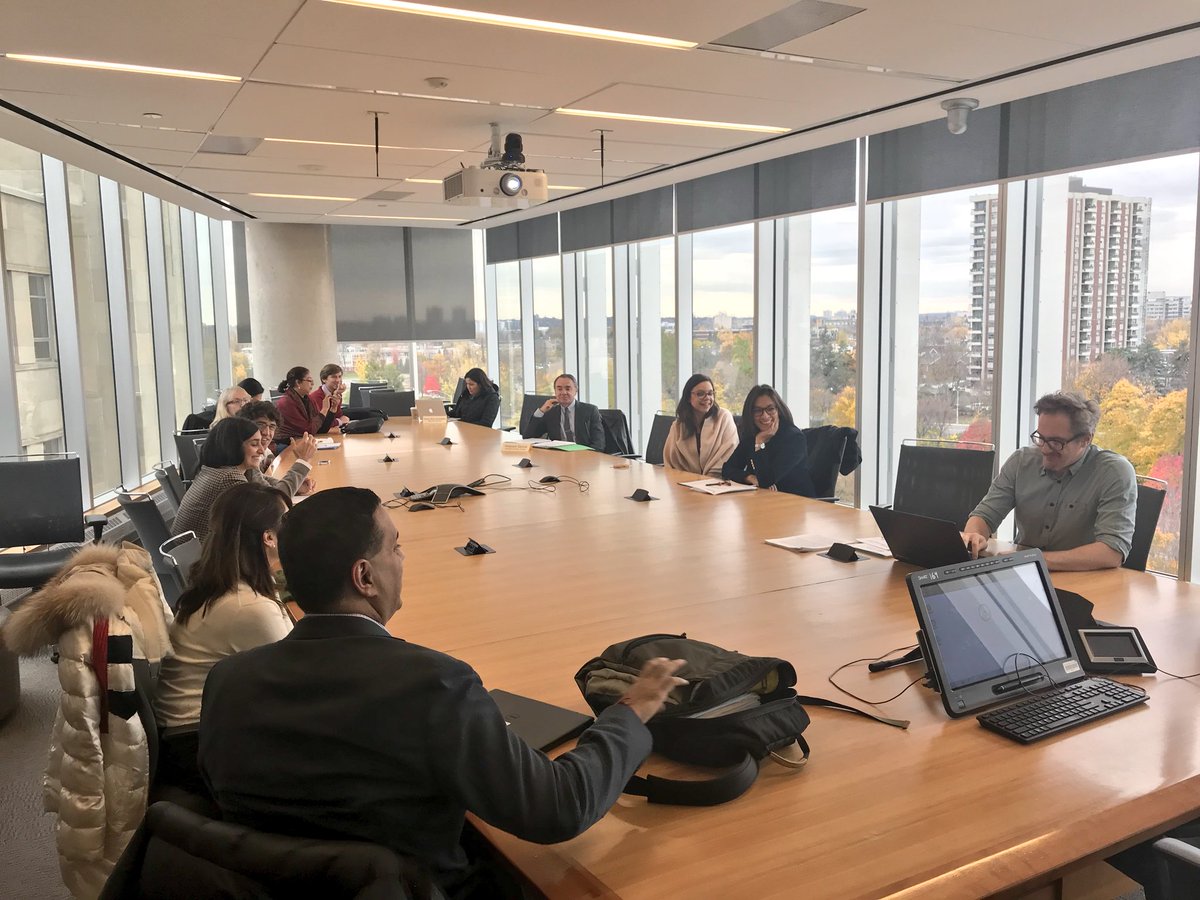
[408,501,436,511]
[539,475,561,484]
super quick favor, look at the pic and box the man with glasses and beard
[961,391,1136,570]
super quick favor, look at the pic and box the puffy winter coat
[0,542,173,900]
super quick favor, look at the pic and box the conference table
[284,420,1200,899]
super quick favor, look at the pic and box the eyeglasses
[691,390,715,399]
[753,405,778,417]
[1030,431,1086,453]
[226,398,246,409]
[254,421,277,434]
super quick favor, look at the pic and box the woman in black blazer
[721,385,815,497]
[448,367,500,427]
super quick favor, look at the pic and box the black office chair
[116,491,182,608]
[348,381,389,408]
[518,394,555,436]
[644,414,675,466]
[180,407,215,432]
[0,454,107,591]
[1123,476,1167,572]
[152,462,186,514]
[801,425,861,501]
[599,409,639,458]
[99,801,433,900]
[172,431,207,483]
[372,390,417,417]
[892,440,996,530]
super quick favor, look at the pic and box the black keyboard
[977,677,1147,744]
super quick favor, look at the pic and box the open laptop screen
[920,560,1070,690]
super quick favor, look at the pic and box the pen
[705,481,731,486]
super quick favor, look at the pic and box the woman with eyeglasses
[212,385,251,423]
[722,385,814,496]
[275,366,336,443]
[662,373,738,478]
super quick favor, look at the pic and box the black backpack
[575,633,906,806]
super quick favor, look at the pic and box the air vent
[363,189,414,202]
[711,0,863,51]
[198,135,263,156]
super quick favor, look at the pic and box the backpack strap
[624,753,761,806]
[797,695,909,729]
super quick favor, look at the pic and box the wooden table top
[281,422,1200,899]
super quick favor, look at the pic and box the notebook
[413,397,448,421]
[489,689,594,752]
[906,549,1146,731]
[869,506,971,568]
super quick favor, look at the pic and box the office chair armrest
[1154,837,1200,867]
[85,514,108,544]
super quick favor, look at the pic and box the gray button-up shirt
[969,444,1137,560]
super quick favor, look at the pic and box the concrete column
[245,223,337,387]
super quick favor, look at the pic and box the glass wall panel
[120,185,160,475]
[337,341,413,390]
[633,237,675,445]
[531,255,564,394]
[1033,154,1198,575]
[65,165,122,498]
[494,262,522,428]
[1,138,65,455]
[691,224,755,410]
[579,248,615,408]
[414,339,487,399]
[162,201,192,427]
[195,214,220,401]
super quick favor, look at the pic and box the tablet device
[489,689,594,752]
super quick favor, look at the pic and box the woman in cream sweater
[155,481,294,790]
[662,373,738,478]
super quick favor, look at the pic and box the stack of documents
[679,479,757,495]
[531,440,591,451]
[765,534,893,557]
[315,438,340,450]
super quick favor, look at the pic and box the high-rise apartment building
[967,180,1150,384]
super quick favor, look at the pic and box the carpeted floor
[0,650,72,900]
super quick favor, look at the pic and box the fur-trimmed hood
[1,541,173,662]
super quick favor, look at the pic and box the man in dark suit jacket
[198,487,683,889]
[521,373,606,451]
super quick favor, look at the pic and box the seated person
[663,374,738,478]
[309,363,351,429]
[962,391,1136,571]
[239,400,316,494]
[172,418,312,543]
[155,483,293,792]
[521,373,606,451]
[275,366,337,441]
[238,377,265,402]
[448,367,500,427]
[212,386,250,424]
[722,385,815,496]
[198,487,684,890]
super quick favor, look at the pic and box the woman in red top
[275,366,336,441]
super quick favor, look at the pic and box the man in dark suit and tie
[521,373,606,451]
[197,487,684,892]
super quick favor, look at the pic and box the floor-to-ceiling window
[632,237,675,450]
[1,139,64,457]
[65,165,122,496]
[1032,154,1198,575]
[161,201,192,426]
[494,261,522,428]
[120,186,160,475]
[531,255,564,394]
[578,248,614,408]
[691,223,755,411]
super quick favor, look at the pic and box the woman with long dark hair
[276,365,336,441]
[171,417,310,543]
[722,385,814,496]
[155,482,293,789]
[662,373,738,477]
[448,366,500,427]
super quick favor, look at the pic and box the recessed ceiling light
[322,0,696,49]
[250,192,357,201]
[329,214,467,221]
[549,184,584,191]
[142,112,163,120]
[264,137,463,152]
[3,53,241,82]
[555,107,789,134]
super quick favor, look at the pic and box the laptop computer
[413,397,448,421]
[489,689,594,752]
[869,506,971,569]
[906,549,1147,739]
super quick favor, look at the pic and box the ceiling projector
[443,126,548,208]
[442,166,548,207]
